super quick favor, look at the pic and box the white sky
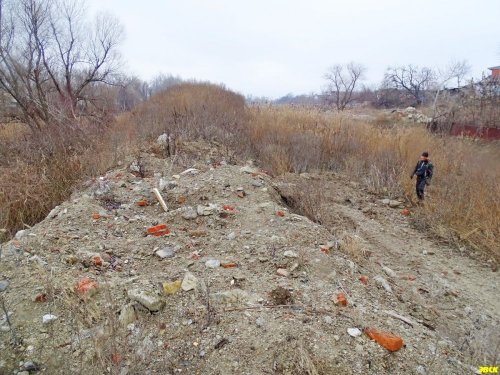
[87,0,500,98]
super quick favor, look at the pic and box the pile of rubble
[392,107,432,124]
[0,141,497,374]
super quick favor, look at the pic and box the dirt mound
[1,144,498,374]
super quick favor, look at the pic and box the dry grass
[339,233,367,262]
[1,85,498,260]
[0,120,135,238]
[0,83,244,239]
[246,106,500,260]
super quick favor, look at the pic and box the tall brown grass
[0,83,245,239]
[245,106,500,259]
[0,122,134,240]
[1,84,498,260]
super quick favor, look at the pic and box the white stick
[153,188,168,212]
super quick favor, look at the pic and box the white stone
[347,327,362,337]
[382,265,397,278]
[155,247,175,259]
[389,200,401,208]
[127,289,165,312]
[181,206,198,220]
[119,304,136,326]
[42,314,57,324]
[180,168,199,176]
[276,268,288,277]
[283,250,298,258]
[374,275,393,293]
[205,259,221,268]
[181,272,198,291]
[15,230,28,240]
[240,166,257,174]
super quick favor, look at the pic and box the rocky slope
[0,142,498,375]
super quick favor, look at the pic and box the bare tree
[440,60,471,88]
[383,65,436,106]
[0,0,123,131]
[324,62,365,110]
[431,60,471,120]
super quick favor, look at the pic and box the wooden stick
[224,304,296,312]
[153,188,168,212]
[384,310,416,327]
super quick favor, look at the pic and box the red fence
[450,124,500,140]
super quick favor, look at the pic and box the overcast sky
[87,0,500,98]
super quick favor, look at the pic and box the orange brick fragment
[111,353,122,365]
[92,255,103,266]
[77,278,98,295]
[178,196,186,204]
[364,328,403,352]
[91,212,100,220]
[335,292,348,306]
[136,200,148,206]
[359,275,368,285]
[221,262,238,268]
[276,211,285,217]
[146,224,170,236]
[35,293,48,303]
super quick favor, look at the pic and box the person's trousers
[416,177,426,200]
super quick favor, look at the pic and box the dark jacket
[412,160,433,180]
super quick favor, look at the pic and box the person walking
[410,152,433,200]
